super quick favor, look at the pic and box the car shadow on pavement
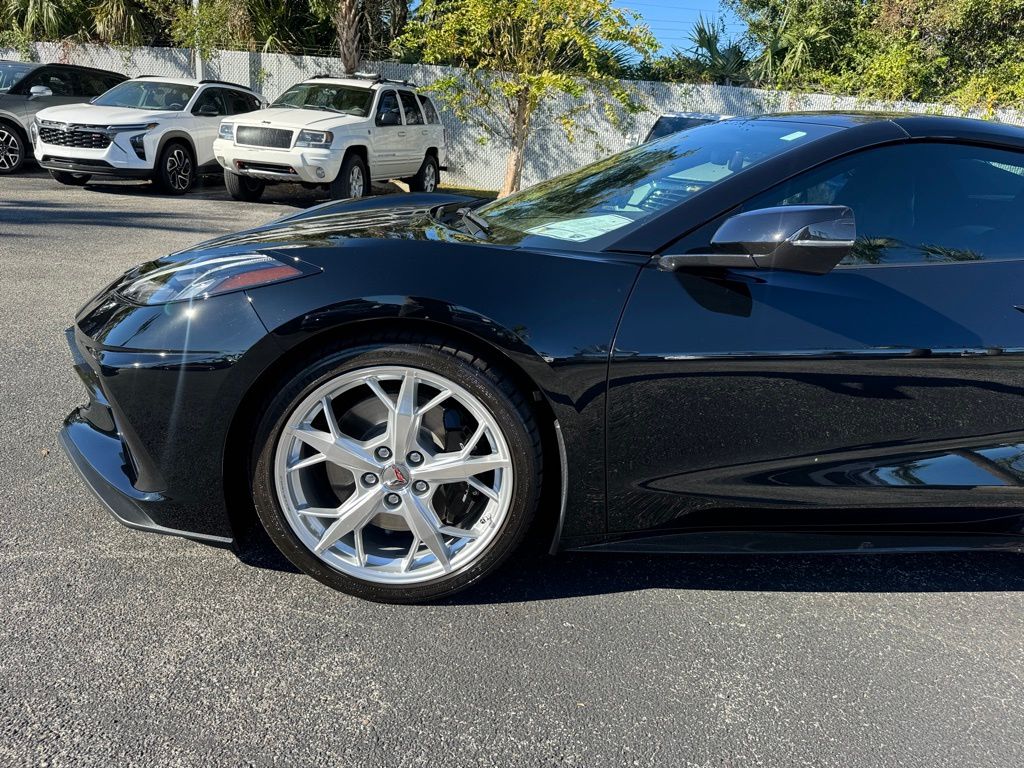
[232,530,1024,603]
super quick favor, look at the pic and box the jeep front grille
[235,126,293,149]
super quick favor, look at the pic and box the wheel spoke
[401,494,451,572]
[401,536,420,572]
[292,424,379,475]
[414,453,510,484]
[313,487,382,554]
[467,476,499,502]
[287,453,328,472]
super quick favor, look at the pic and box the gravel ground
[2,169,1023,768]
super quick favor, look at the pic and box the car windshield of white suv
[92,81,197,110]
[272,83,374,116]
[0,62,35,91]
[473,119,839,246]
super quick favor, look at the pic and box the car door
[397,89,427,174]
[189,87,229,166]
[14,66,85,128]
[417,94,446,166]
[369,89,405,180]
[607,140,1024,536]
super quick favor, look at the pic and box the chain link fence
[5,41,1022,191]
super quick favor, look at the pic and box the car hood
[233,107,365,130]
[181,194,488,265]
[35,103,180,124]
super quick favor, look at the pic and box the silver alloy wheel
[423,162,437,192]
[274,365,514,584]
[0,129,21,170]
[166,147,193,191]
[349,164,365,198]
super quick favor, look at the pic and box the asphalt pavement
[1,168,1023,767]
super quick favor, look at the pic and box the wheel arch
[222,315,565,553]
[154,130,197,165]
[0,113,28,141]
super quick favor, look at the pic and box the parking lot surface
[2,170,1024,767]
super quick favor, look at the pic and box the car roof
[655,112,729,120]
[736,111,1024,146]
[1,60,123,77]
[301,75,418,90]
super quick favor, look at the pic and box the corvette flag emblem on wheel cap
[382,465,409,489]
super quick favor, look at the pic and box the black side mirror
[196,103,221,117]
[377,110,401,127]
[660,205,856,275]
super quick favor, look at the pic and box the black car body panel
[61,116,1024,555]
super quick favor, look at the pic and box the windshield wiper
[456,207,491,238]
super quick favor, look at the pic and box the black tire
[329,152,370,200]
[49,170,91,186]
[251,336,544,603]
[409,153,440,193]
[224,169,265,202]
[153,140,195,195]
[0,121,26,175]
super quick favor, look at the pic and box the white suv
[32,77,263,194]
[214,74,447,202]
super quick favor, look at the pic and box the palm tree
[751,6,835,87]
[689,15,748,86]
[91,0,150,45]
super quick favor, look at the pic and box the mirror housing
[377,110,401,127]
[660,205,856,275]
[196,103,221,117]
[29,85,53,99]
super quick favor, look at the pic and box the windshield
[0,62,35,91]
[476,119,838,246]
[272,83,373,116]
[92,81,197,110]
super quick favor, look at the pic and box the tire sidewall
[251,343,541,603]
[224,169,265,201]
[330,154,368,200]
[412,154,439,192]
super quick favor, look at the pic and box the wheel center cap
[382,464,410,490]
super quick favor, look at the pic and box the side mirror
[660,205,856,275]
[377,110,401,127]
[29,85,53,99]
[196,103,221,117]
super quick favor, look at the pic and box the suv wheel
[409,154,440,193]
[0,123,26,174]
[50,170,91,186]
[154,141,195,195]
[224,169,265,202]
[330,153,369,200]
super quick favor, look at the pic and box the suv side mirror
[660,205,856,275]
[29,85,53,99]
[377,109,401,127]
[196,103,221,117]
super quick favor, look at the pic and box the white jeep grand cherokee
[33,77,263,194]
[214,74,447,202]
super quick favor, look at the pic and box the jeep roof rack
[308,72,418,88]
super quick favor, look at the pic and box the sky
[614,0,745,54]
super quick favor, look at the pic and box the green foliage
[395,0,657,193]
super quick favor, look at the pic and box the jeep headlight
[218,122,235,140]
[295,129,333,148]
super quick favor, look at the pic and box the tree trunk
[334,0,361,74]
[500,92,531,197]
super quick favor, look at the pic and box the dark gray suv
[0,61,126,174]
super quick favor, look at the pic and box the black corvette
[62,112,1024,602]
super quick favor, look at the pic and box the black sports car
[62,112,1024,602]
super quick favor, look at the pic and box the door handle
[398,131,407,136]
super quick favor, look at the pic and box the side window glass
[73,71,108,97]
[398,90,424,125]
[193,88,225,115]
[417,95,439,125]
[375,90,402,127]
[24,68,75,95]
[744,143,1024,266]
[225,89,257,115]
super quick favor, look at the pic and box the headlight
[295,129,333,148]
[116,252,318,305]
[218,122,235,140]
[107,122,159,133]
